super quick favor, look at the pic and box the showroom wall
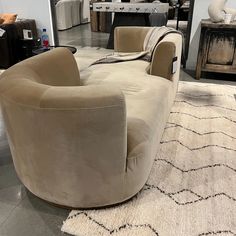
[0,0,55,44]
[187,0,236,70]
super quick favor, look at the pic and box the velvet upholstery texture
[0,27,182,208]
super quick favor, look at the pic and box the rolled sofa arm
[39,84,127,174]
[150,33,182,81]
[18,47,80,86]
[0,82,127,207]
[114,27,150,52]
[40,84,125,109]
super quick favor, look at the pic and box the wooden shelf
[196,19,236,80]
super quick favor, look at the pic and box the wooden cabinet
[90,0,112,33]
[196,19,236,80]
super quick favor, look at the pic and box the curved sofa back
[0,48,80,87]
[114,27,183,83]
[0,48,127,208]
[114,27,150,52]
[0,48,80,107]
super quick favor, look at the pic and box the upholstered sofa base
[26,184,142,210]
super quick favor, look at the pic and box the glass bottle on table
[41,28,50,49]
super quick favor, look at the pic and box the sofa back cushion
[0,14,17,24]
[0,48,80,87]
[114,27,150,52]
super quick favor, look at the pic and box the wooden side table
[196,19,236,80]
[18,39,36,60]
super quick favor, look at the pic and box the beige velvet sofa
[0,27,182,208]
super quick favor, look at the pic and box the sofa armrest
[0,82,127,207]
[19,48,80,86]
[150,33,182,82]
[40,84,125,110]
[114,27,150,52]
[39,84,127,175]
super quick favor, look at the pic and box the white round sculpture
[208,0,226,22]
[208,0,236,23]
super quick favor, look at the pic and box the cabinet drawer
[206,30,236,65]
[196,20,236,79]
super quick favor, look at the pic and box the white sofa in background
[71,0,81,26]
[80,0,90,23]
[56,0,81,30]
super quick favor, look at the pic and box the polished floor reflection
[58,23,109,48]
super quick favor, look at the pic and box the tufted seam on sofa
[0,94,125,111]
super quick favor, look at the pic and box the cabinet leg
[195,68,201,80]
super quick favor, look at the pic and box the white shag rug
[62,78,236,236]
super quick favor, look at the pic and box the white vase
[208,0,227,22]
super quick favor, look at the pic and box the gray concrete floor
[0,129,70,236]
[0,23,235,236]
[58,23,109,48]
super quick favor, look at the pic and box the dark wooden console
[196,19,236,80]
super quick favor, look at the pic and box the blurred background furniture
[56,0,90,31]
[90,0,112,33]
[196,19,236,80]
[81,0,91,23]
[92,2,169,48]
[163,0,193,67]
[160,0,189,29]
[0,19,38,69]
[176,0,189,29]
[18,38,40,60]
[56,0,81,30]
[72,0,82,26]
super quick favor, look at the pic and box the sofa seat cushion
[80,60,173,160]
